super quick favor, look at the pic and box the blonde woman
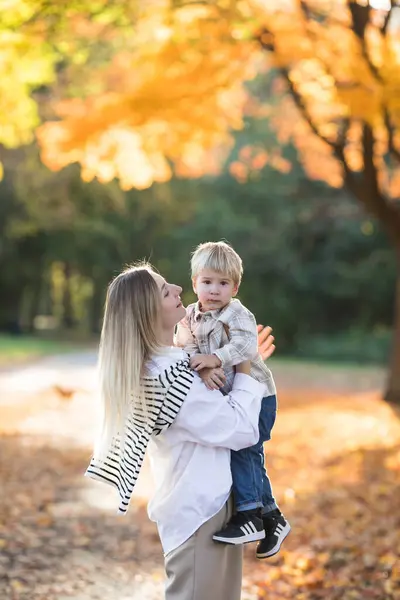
[86,263,275,600]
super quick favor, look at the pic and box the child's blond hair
[191,241,243,286]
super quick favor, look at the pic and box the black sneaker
[213,509,265,545]
[256,509,291,558]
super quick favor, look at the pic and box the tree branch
[347,0,386,84]
[280,66,342,153]
[348,0,371,41]
[356,124,400,245]
[298,1,338,83]
[257,27,342,152]
[347,0,394,84]
[385,109,400,164]
[362,123,380,199]
[335,143,362,200]
[295,1,346,28]
[382,5,393,35]
[257,6,400,246]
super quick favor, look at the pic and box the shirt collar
[193,300,231,322]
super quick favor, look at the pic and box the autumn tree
[254,1,400,402]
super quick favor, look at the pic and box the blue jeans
[231,395,278,515]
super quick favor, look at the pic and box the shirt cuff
[186,348,199,357]
[232,373,266,397]
[213,347,230,367]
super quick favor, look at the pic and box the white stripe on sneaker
[256,522,291,558]
[213,528,265,545]
[249,521,258,534]
[244,523,253,535]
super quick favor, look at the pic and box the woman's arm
[167,371,265,451]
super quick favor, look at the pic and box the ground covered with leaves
[1,364,399,599]
[244,387,400,600]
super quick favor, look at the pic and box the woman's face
[152,273,186,330]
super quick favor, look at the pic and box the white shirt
[146,346,266,555]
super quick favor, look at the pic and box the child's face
[193,268,238,312]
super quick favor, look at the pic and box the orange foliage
[12,0,399,190]
[242,383,400,599]
[37,4,259,189]
[258,1,400,190]
[230,144,291,182]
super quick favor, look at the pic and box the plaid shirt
[175,299,276,397]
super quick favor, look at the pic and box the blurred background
[1,0,399,371]
[1,1,400,599]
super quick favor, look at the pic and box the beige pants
[164,497,243,600]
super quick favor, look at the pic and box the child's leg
[261,457,278,514]
[212,441,265,544]
[258,395,279,514]
[230,442,264,512]
[231,395,278,513]
[212,396,277,545]
[255,395,291,558]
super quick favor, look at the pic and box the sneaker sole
[256,523,291,559]
[213,530,265,545]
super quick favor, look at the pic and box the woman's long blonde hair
[95,263,162,457]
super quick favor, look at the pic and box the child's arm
[190,353,221,370]
[213,309,258,368]
[175,315,200,356]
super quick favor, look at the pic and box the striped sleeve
[85,359,194,514]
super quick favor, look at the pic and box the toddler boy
[176,241,290,558]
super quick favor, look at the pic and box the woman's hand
[235,360,251,375]
[257,325,275,361]
[199,367,226,390]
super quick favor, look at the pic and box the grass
[269,355,386,394]
[270,355,383,372]
[0,333,97,367]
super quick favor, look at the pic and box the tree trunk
[384,255,400,404]
[90,275,104,334]
[26,271,44,333]
[0,282,25,333]
[62,262,74,329]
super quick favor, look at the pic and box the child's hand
[199,367,226,390]
[190,354,222,371]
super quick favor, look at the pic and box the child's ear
[232,284,239,297]
[192,277,197,293]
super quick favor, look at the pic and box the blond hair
[191,241,243,285]
[95,263,162,457]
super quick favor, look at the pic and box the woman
[86,263,275,600]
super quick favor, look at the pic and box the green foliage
[0,333,79,365]
[166,173,395,361]
[160,118,395,363]
[293,328,391,365]
[0,115,395,363]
